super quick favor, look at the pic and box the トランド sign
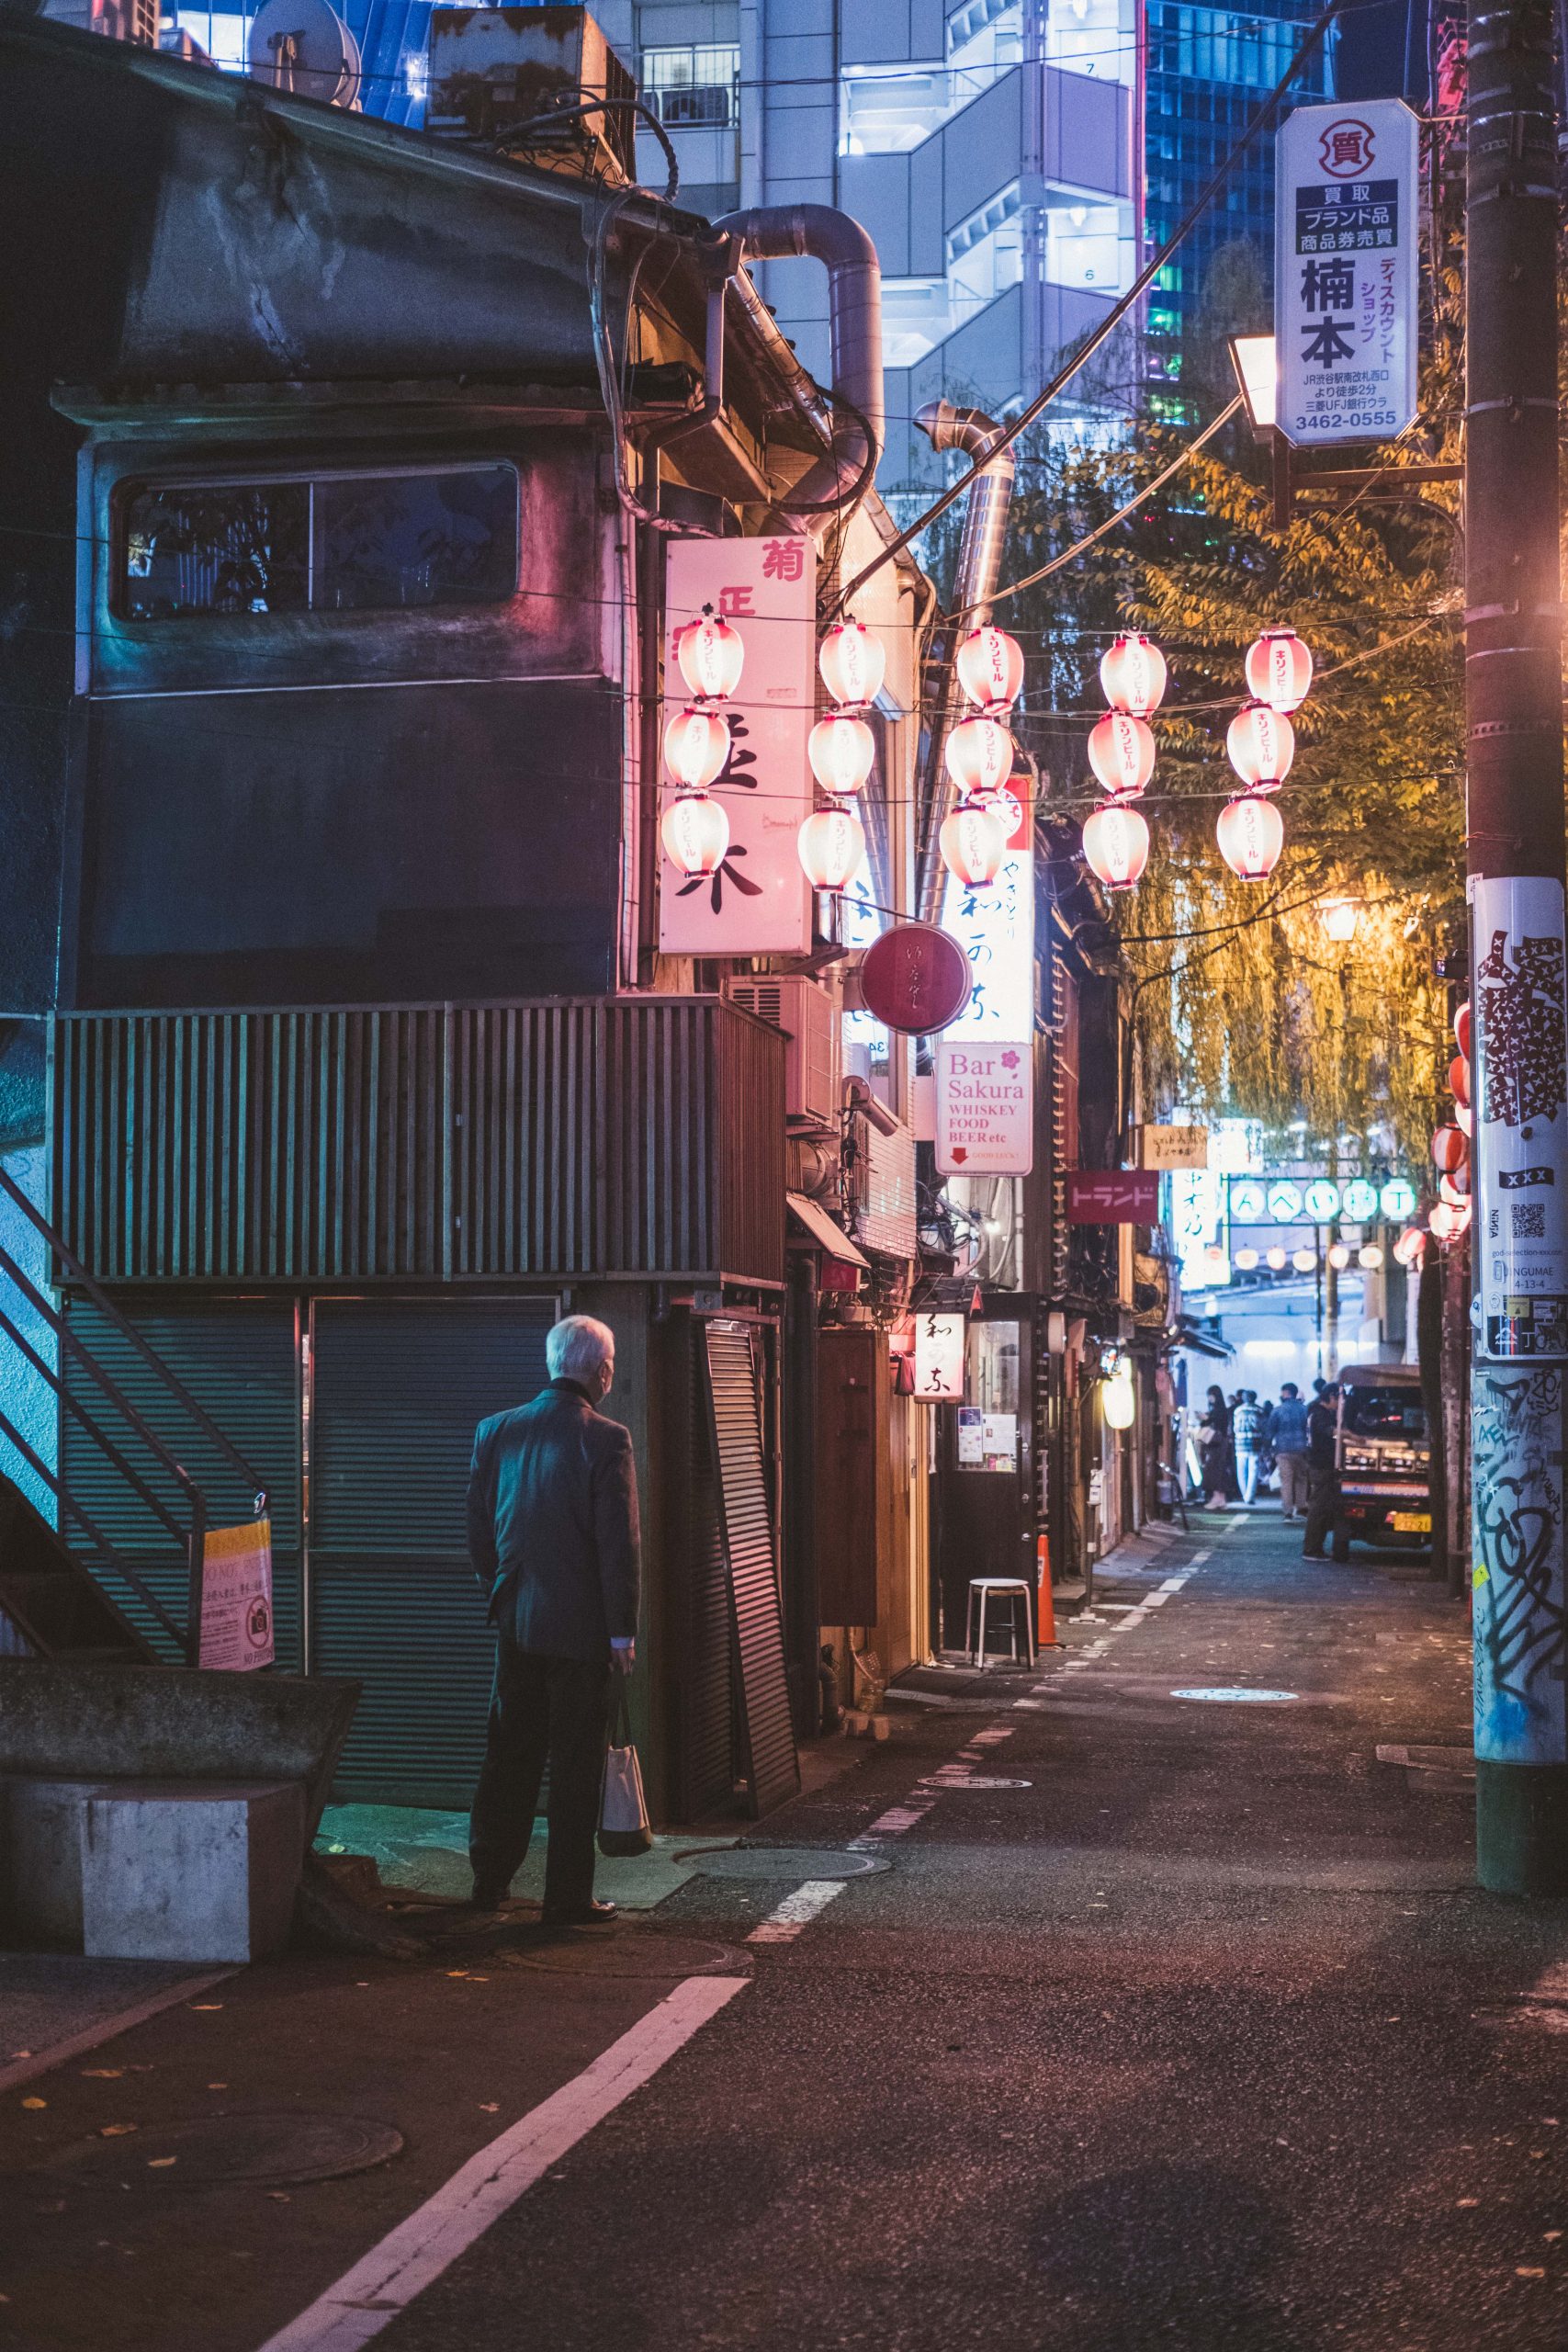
[1274,99,1418,447]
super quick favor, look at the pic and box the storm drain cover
[506,1932,750,1979]
[30,2112,403,2193]
[683,1846,891,1880]
[1170,1687,1300,1704]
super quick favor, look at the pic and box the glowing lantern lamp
[1455,1001,1472,1058]
[1235,1247,1259,1271]
[1102,1371,1136,1430]
[1432,1124,1467,1173]
[955,626,1025,714]
[1088,711,1156,798]
[660,793,728,876]
[1100,633,1168,718]
[1449,1053,1471,1110]
[1359,1242,1384,1270]
[1428,1200,1467,1241]
[1226,702,1295,791]
[807,714,876,797]
[1292,1246,1316,1272]
[1245,628,1313,713]
[940,800,1009,888]
[673,605,744,702]
[1318,897,1361,944]
[1216,793,1285,881]
[1081,801,1151,891]
[798,806,865,892]
[1327,1241,1351,1270]
[662,706,730,792]
[1393,1225,1426,1267]
[818,618,886,710]
[945,715,1016,799]
[1439,1167,1471,1205]
[1456,1102,1473,1137]
[1266,1245,1289,1271]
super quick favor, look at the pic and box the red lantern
[1216,793,1284,880]
[660,793,728,876]
[818,619,886,710]
[1081,801,1151,891]
[1244,628,1313,713]
[1099,633,1168,717]
[807,714,875,797]
[1226,702,1294,791]
[673,605,744,701]
[1449,1053,1471,1110]
[1429,1199,1471,1242]
[940,800,1008,888]
[1439,1167,1471,1204]
[1456,1102,1473,1137]
[1431,1123,1468,1173]
[662,706,730,792]
[798,806,865,891]
[1087,711,1156,798]
[955,626,1025,714]
[1393,1225,1427,1267]
[944,715,1015,799]
[1455,1001,1472,1058]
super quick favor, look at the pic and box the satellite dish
[247,0,362,107]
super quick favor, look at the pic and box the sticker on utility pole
[1473,875,1568,1361]
[934,1039,1033,1175]
[1274,99,1419,447]
[199,1519,275,1671]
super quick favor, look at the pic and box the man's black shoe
[1303,1550,1327,1560]
[468,1882,508,1912]
[541,1898,617,1927]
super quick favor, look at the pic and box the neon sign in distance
[1341,1179,1378,1220]
[1230,1181,1267,1223]
[1303,1178,1341,1220]
[1267,1182,1303,1223]
[1381,1177,1417,1219]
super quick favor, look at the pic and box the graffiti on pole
[1473,876,1568,1361]
[1472,1362,1566,1763]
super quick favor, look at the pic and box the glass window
[118,466,519,621]
[957,1320,1021,1471]
[1342,1386,1427,1442]
[641,44,740,128]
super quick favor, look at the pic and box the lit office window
[641,44,740,129]
[1147,4,1308,89]
[1044,0,1136,83]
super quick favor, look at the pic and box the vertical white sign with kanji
[1274,99,1418,447]
[660,537,816,954]
[913,1312,965,1400]
[939,780,1034,1040]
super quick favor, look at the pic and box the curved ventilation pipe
[712,204,884,512]
[914,401,1018,923]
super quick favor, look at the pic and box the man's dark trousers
[469,1645,610,1911]
[1302,1464,1338,1557]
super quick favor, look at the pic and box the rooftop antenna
[246,0,362,107]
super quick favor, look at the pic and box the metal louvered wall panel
[704,1322,798,1818]
[55,1001,784,1285]
[676,1317,735,1822]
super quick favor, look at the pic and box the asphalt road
[7,1510,1568,2352]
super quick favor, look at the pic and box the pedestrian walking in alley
[1271,1381,1311,1517]
[467,1315,641,1923]
[1233,1389,1266,1504]
[1199,1385,1232,1508]
[1302,1380,1341,1559]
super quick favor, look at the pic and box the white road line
[747,1881,846,1944]
[255,1974,749,2352]
[1225,1512,1250,1531]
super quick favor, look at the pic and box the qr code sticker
[1511,1201,1547,1239]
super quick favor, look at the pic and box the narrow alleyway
[8,1517,1568,2352]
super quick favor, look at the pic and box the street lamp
[1228,333,1278,436]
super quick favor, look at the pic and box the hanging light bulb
[1266,1245,1289,1271]
[818,618,886,710]
[1226,702,1295,791]
[1328,1241,1351,1270]
[940,799,1009,888]
[1292,1245,1315,1272]
[660,793,728,876]
[1216,793,1285,881]
[1318,896,1361,944]
[1087,710,1156,798]
[1358,1242,1384,1270]
[1245,628,1313,713]
[673,605,744,701]
[798,806,866,891]
[1081,800,1151,891]
[955,625,1025,716]
[1100,632,1168,717]
[662,706,730,792]
[807,714,876,797]
[944,715,1016,800]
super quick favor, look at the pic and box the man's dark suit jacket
[467,1377,641,1663]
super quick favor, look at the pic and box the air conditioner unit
[427,6,637,180]
[847,1112,918,1261]
[727,978,840,1127]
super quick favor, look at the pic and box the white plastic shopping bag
[599,1684,653,1857]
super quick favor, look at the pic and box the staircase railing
[0,1163,268,1666]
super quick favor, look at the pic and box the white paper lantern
[940,800,1009,888]
[1216,793,1284,881]
[798,806,866,890]
[944,715,1015,799]
[807,714,876,797]
[660,793,728,876]
[818,618,886,710]
[1088,711,1156,798]
[955,625,1025,714]
[662,705,730,792]
[673,605,744,701]
[1245,628,1313,713]
[1100,633,1168,717]
[1081,801,1151,891]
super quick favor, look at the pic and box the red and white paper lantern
[797,805,866,891]
[807,714,876,797]
[955,625,1025,714]
[939,799,1009,889]
[944,715,1016,800]
[1081,800,1151,891]
[662,705,731,792]
[1100,633,1168,718]
[1087,710,1156,799]
[673,605,745,702]
[818,618,886,710]
[660,793,729,876]
[1245,628,1313,714]
[1226,702,1295,792]
[1216,792,1284,881]
[1431,1123,1468,1173]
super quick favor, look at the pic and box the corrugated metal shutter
[309,1298,553,1804]
[705,1323,798,1818]
[60,1299,301,1666]
[676,1320,734,1822]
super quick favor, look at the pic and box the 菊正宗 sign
[934,1039,1032,1176]
[1274,99,1418,447]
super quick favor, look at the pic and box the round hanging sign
[859,922,973,1035]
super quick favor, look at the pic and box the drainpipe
[711,204,884,512]
[913,401,1018,925]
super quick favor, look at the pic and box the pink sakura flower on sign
[1000,1050,1021,1070]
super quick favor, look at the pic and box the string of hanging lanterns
[1427,998,1473,1244]
[1216,629,1311,883]
[1078,632,1164,891]
[660,602,743,878]
[798,619,883,892]
[935,624,1027,891]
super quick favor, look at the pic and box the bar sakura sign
[935,1040,1032,1176]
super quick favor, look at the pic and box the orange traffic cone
[1037,1533,1064,1649]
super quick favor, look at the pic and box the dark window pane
[120,482,310,619]
[312,468,518,612]
[1343,1387,1427,1441]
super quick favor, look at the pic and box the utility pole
[1466,0,1568,1893]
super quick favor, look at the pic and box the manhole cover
[1170,1687,1300,1704]
[29,2112,403,2193]
[507,1933,750,1978]
[687,1847,891,1880]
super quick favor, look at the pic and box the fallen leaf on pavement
[1517,2267,1546,2278]
[1457,2198,1479,2208]
[147,2158,177,2170]
[267,2192,290,2203]
[82,2069,123,2079]
[479,2103,499,2113]
[208,2084,229,2091]
[20,2098,46,2110]
[189,2005,223,2013]
[99,2125,138,2138]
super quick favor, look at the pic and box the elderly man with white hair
[466,1313,641,1924]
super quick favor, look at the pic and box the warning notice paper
[199,1519,275,1670]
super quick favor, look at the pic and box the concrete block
[82,1781,305,1962]
[0,1777,98,1944]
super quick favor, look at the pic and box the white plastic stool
[965,1577,1036,1668]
